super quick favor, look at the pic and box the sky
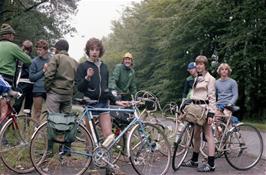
[65,0,143,60]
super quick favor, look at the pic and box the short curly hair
[35,39,49,50]
[85,38,105,57]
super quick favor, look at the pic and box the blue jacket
[29,55,50,93]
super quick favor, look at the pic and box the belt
[192,99,209,105]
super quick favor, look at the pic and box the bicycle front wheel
[30,122,93,175]
[172,123,192,171]
[127,122,171,175]
[0,115,38,173]
[225,123,263,170]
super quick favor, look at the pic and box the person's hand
[43,63,48,72]
[115,100,128,107]
[85,68,94,80]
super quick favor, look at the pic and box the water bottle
[175,122,187,144]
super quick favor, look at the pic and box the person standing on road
[182,62,197,99]
[75,37,127,142]
[0,23,31,118]
[109,52,137,100]
[29,39,51,124]
[44,39,78,153]
[182,55,216,172]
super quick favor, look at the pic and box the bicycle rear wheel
[30,122,93,175]
[172,123,192,171]
[225,123,263,170]
[0,115,38,173]
[127,122,171,175]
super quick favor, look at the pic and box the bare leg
[193,125,201,153]
[33,96,43,124]
[203,122,215,156]
[99,113,112,138]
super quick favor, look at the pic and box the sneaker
[181,160,198,167]
[197,163,215,172]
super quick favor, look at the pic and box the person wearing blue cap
[182,62,197,98]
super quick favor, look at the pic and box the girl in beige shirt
[183,55,216,172]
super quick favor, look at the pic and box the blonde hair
[217,63,232,75]
[195,55,208,67]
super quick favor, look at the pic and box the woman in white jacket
[182,55,216,172]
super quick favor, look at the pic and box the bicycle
[199,106,263,170]
[30,97,171,175]
[172,104,264,171]
[0,93,38,173]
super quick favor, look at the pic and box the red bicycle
[0,93,38,173]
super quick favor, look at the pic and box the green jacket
[109,64,137,96]
[0,40,31,76]
[44,51,78,95]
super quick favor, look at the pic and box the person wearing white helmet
[109,52,137,100]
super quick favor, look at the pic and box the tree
[1,0,80,45]
[103,0,266,120]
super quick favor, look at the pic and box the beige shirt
[191,71,216,113]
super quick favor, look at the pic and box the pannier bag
[182,103,207,126]
[47,113,77,143]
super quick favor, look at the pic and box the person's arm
[207,76,217,115]
[11,44,31,64]
[129,72,137,96]
[44,56,57,91]
[29,60,44,82]
[229,79,238,105]
[109,64,122,92]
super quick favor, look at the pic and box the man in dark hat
[0,23,31,119]
[44,39,78,154]
[45,39,78,113]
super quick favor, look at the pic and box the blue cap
[187,62,196,70]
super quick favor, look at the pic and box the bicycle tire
[30,122,93,175]
[127,122,171,175]
[158,117,177,156]
[172,123,193,171]
[0,114,38,173]
[224,123,263,170]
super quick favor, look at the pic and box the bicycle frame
[75,104,148,156]
[0,96,20,131]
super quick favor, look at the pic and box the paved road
[1,111,265,175]
[2,157,266,175]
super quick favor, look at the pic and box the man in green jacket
[0,23,31,119]
[109,52,137,100]
[0,23,31,85]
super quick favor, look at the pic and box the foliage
[103,0,266,120]
[0,0,80,46]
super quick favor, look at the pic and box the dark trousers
[13,82,33,113]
